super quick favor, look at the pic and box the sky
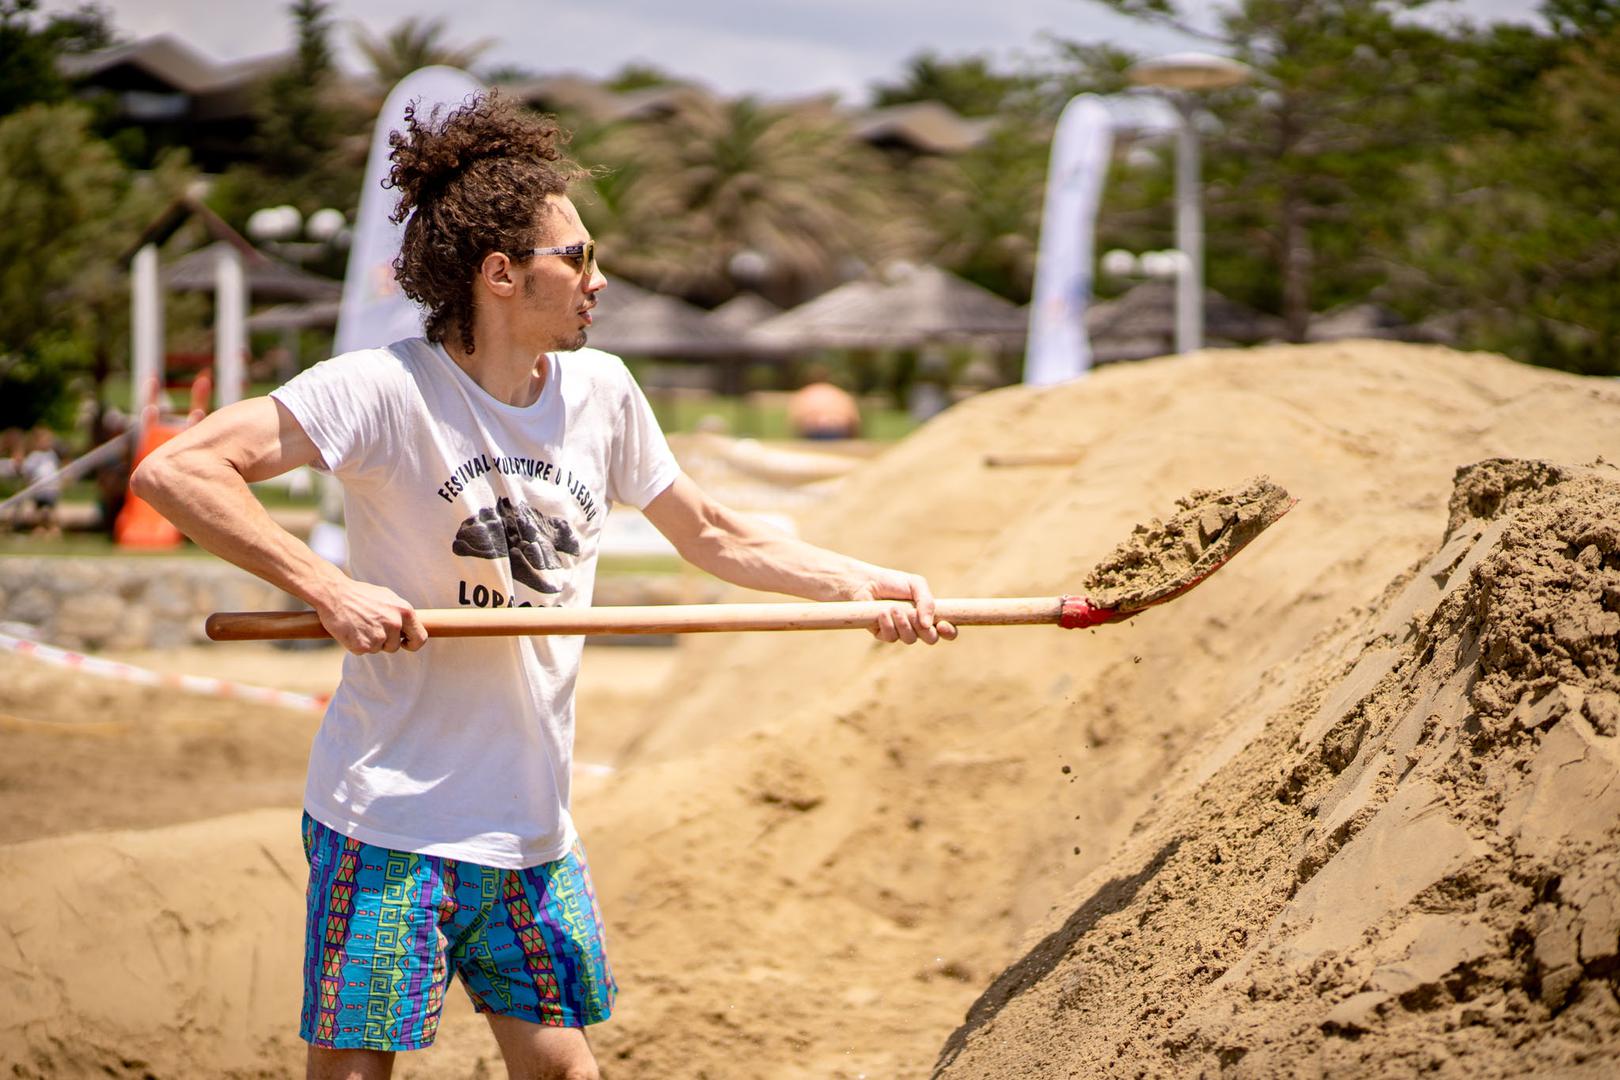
[79,0,1545,103]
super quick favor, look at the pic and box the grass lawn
[645,391,917,441]
[0,521,688,576]
[100,377,919,443]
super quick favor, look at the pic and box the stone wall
[0,557,281,651]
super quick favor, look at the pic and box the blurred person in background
[133,92,953,1080]
[21,426,62,537]
[93,409,133,537]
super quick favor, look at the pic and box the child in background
[21,427,62,537]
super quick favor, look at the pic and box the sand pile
[572,344,1620,1078]
[6,342,1620,1079]
[933,458,1620,1077]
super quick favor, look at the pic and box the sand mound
[933,459,1620,1077]
[7,342,1620,1078]
[572,344,1620,1077]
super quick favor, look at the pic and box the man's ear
[478,252,518,298]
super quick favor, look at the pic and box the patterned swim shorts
[300,813,616,1051]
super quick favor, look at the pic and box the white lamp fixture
[306,208,348,243]
[1100,249,1138,278]
[246,205,303,243]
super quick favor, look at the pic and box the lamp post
[1126,52,1252,354]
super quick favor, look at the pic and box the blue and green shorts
[300,812,616,1051]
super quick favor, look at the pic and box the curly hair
[385,91,587,354]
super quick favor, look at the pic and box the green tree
[1383,17,1620,373]
[0,103,123,355]
[0,0,116,117]
[604,62,685,94]
[584,95,905,305]
[902,121,1050,302]
[353,15,492,88]
[220,0,365,228]
[1086,0,1464,338]
[0,102,190,428]
[871,52,1034,117]
[255,0,339,178]
[887,40,1166,304]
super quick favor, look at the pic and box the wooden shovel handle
[205,598,1082,641]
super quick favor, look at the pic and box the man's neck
[442,324,548,408]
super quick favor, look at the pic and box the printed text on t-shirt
[436,453,599,521]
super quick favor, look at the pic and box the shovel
[205,496,1295,642]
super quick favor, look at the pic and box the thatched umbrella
[1087,281,1283,363]
[587,277,732,358]
[707,292,781,337]
[164,242,341,303]
[1307,302,1447,344]
[245,298,341,333]
[747,265,1026,353]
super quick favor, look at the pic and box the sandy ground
[3,341,1620,1078]
[0,641,675,1077]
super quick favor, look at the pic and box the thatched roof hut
[588,277,732,358]
[1086,281,1284,363]
[1306,303,1453,345]
[747,265,1026,353]
[707,293,781,335]
[245,299,341,333]
[852,102,995,155]
[164,242,341,304]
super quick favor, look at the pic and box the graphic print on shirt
[452,496,581,594]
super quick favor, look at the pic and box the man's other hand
[317,580,429,654]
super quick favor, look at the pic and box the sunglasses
[520,240,597,277]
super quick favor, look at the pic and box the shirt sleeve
[269,349,402,490]
[606,360,680,509]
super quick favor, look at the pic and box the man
[132,93,954,1080]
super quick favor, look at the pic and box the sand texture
[4,342,1620,1078]
[1082,475,1294,611]
[933,458,1620,1078]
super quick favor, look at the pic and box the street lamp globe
[246,205,302,243]
[306,208,348,243]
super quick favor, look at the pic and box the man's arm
[130,397,425,654]
[642,472,956,644]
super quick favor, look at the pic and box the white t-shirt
[272,338,679,868]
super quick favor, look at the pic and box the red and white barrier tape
[0,631,328,714]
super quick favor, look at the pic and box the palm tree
[584,93,914,306]
[352,16,492,88]
[904,119,1051,303]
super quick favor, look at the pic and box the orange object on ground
[114,422,185,549]
[787,382,861,439]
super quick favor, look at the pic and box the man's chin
[550,331,589,353]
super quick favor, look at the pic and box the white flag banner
[1024,95,1114,386]
[334,67,485,356]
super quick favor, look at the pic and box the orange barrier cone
[115,419,186,548]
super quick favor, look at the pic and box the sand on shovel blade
[1082,477,1293,613]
